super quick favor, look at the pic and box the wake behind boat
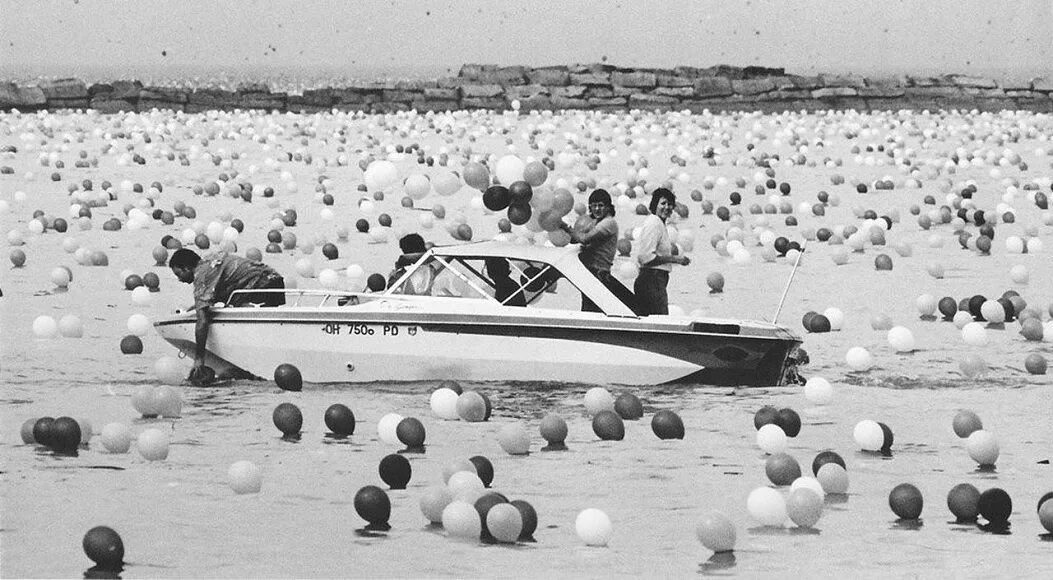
[154,241,805,386]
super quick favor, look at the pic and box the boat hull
[154,308,802,387]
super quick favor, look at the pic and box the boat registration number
[321,323,415,337]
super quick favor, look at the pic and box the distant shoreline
[3,63,1051,114]
[1,62,1049,89]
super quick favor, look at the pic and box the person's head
[587,188,615,218]
[399,233,426,254]
[485,257,511,279]
[170,248,201,284]
[648,188,677,221]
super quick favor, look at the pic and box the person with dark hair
[560,188,629,312]
[388,233,440,294]
[485,257,527,307]
[634,188,690,315]
[170,248,285,384]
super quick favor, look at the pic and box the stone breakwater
[3,63,1053,113]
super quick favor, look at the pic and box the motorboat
[154,241,805,386]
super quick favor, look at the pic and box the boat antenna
[771,240,807,325]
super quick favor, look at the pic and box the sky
[2,0,1051,81]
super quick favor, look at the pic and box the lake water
[1,104,1052,578]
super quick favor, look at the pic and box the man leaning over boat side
[170,248,285,385]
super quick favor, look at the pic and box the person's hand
[677,255,691,266]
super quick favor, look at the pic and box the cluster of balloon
[83,526,124,572]
[379,454,411,489]
[272,402,303,438]
[539,413,569,450]
[429,457,538,545]
[813,451,850,494]
[455,390,492,422]
[746,484,823,529]
[131,385,183,418]
[651,410,685,440]
[429,381,464,420]
[354,485,392,531]
[228,460,262,494]
[854,419,894,454]
[755,405,802,440]
[21,415,89,454]
[397,417,426,453]
[801,311,832,333]
[273,363,303,391]
[324,403,355,437]
[889,483,924,521]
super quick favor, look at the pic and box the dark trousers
[633,268,669,315]
[230,275,286,307]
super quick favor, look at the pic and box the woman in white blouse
[634,188,690,315]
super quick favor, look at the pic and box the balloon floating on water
[651,410,685,440]
[696,512,736,553]
[469,455,495,488]
[583,387,615,415]
[952,410,983,438]
[765,452,802,486]
[747,486,787,527]
[82,526,124,570]
[889,483,923,520]
[575,508,613,547]
[137,428,169,461]
[272,402,303,437]
[324,403,355,436]
[966,430,999,467]
[397,417,426,451]
[228,460,262,494]
[592,410,624,441]
[539,413,569,449]
[977,488,1012,526]
[786,487,823,528]
[456,391,488,422]
[274,363,303,391]
[614,392,643,420]
[379,453,412,489]
[354,485,392,531]
[947,483,980,522]
[377,413,404,445]
[498,422,531,455]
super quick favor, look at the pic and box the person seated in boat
[388,233,440,295]
[560,188,638,313]
[169,248,285,385]
[484,257,526,307]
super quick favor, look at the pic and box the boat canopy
[385,240,639,317]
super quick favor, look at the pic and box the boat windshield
[389,255,565,307]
